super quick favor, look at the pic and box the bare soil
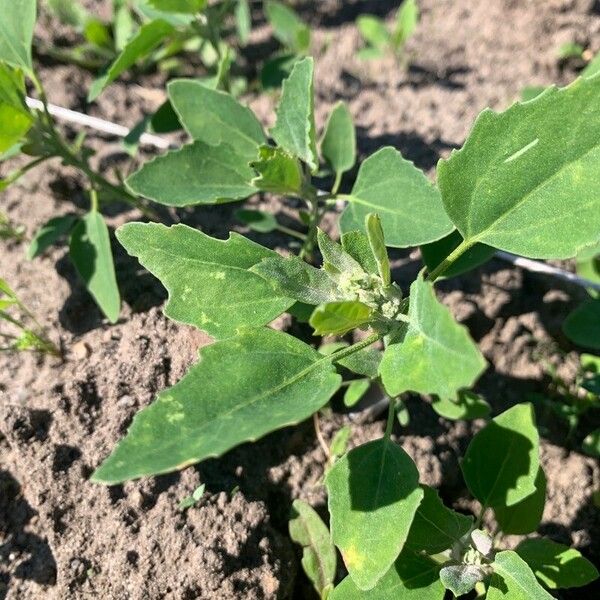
[1,0,599,598]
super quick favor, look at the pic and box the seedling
[356,0,419,63]
[178,483,205,509]
[0,277,59,355]
[0,211,25,242]
[89,51,600,595]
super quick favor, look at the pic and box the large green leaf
[515,538,599,589]
[0,0,36,71]
[321,101,356,179]
[168,79,265,161]
[116,222,293,338]
[326,438,423,590]
[563,299,600,350]
[270,57,318,171]
[289,499,337,597]
[92,328,341,483]
[126,141,255,206]
[88,19,174,101]
[0,65,32,153]
[330,550,445,600]
[70,211,121,323]
[340,148,453,248]
[461,403,540,508]
[379,275,486,398]
[494,467,546,534]
[488,551,554,600]
[405,485,473,555]
[438,77,600,259]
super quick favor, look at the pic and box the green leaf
[92,328,341,483]
[341,231,379,276]
[321,101,356,179]
[563,299,600,350]
[392,0,418,48]
[379,275,486,398]
[235,209,278,233]
[330,425,351,458]
[270,57,318,171]
[344,379,370,408]
[0,0,36,71]
[251,254,344,305]
[126,141,255,206]
[265,1,310,54]
[488,551,554,600]
[461,403,540,508]
[317,229,364,279]
[84,19,112,49]
[438,77,600,259]
[431,390,490,421]
[494,467,546,534]
[116,222,293,339]
[582,429,600,457]
[88,20,174,101]
[365,213,391,286]
[114,2,135,51]
[310,301,373,336]
[521,86,548,102]
[406,485,473,554]
[330,550,445,600]
[167,79,265,161]
[70,211,120,323]
[340,148,453,247]
[27,215,77,259]
[515,538,599,589]
[250,145,304,195]
[439,564,485,597]
[148,0,206,13]
[421,230,495,279]
[356,16,390,50]
[235,0,251,46]
[326,438,423,590]
[289,499,337,597]
[557,42,584,60]
[338,347,382,379]
[0,64,32,153]
[47,0,88,28]
[260,53,297,90]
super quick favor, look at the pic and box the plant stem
[328,332,381,364]
[426,239,474,282]
[313,412,330,458]
[276,224,307,241]
[384,397,397,440]
[331,172,342,196]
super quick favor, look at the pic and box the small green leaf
[250,145,304,195]
[235,209,278,233]
[494,467,546,534]
[439,564,485,597]
[421,230,495,279]
[582,429,600,457]
[563,299,600,350]
[321,101,356,179]
[516,538,599,589]
[251,254,344,305]
[88,20,174,101]
[557,41,584,60]
[326,438,423,590]
[356,16,390,50]
[317,229,364,278]
[344,379,370,407]
[488,551,554,600]
[330,425,351,458]
[461,403,540,508]
[126,141,255,206]
[379,275,486,398]
[168,79,265,161]
[406,485,473,555]
[289,499,337,597]
[70,211,120,323]
[0,64,32,153]
[270,57,318,171]
[0,0,36,71]
[330,550,445,599]
[148,0,206,13]
[341,231,379,276]
[47,0,88,28]
[265,1,310,54]
[27,215,77,260]
[235,0,251,45]
[340,148,453,247]
[84,19,112,49]
[92,328,341,483]
[365,214,391,286]
[116,222,293,339]
[113,2,135,51]
[392,0,419,48]
[310,301,373,336]
[438,77,600,259]
[431,391,490,421]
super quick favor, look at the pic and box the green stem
[384,397,397,440]
[276,224,307,241]
[331,172,342,196]
[329,332,381,365]
[426,239,474,282]
[90,188,99,212]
